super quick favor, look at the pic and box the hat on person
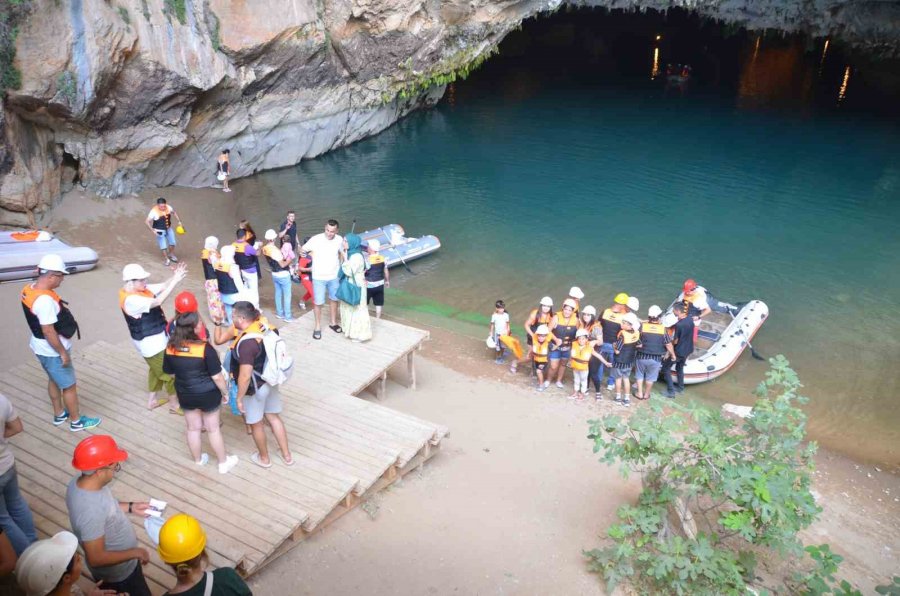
[158,514,207,565]
[264,229,277,241]
[683,278,698,292]
[582,305,597,316]
[368,239,381,251]
[622,314,641,329]
[614,292,629,305]
[627,296,640,313]
[72,435,128,471]
[122,263,151,281]
[174,291,199,314]
[535,324,550,335]
[15,531,79,596]
[662,313,678,327]
[569,286,584,299]
[575,328,589,338]
[563,298,577,309]
[539,296,553,307]
[37,254,68,275]
[204,236,219,250]
[647,305,663,318]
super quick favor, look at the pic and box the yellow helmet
[158,514,206,564]
[614,292,629,305]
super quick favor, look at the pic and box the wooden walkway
[0,313,445,594]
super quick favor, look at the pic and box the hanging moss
[0,0,32,93]
[387,44,499,104]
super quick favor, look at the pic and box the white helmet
[37,254,68,275]
[264,229,278,240]
[582,305,597,316]
[15,531,79,596]
[539,296,553,307]
[569,286,584,299]
[647,305,663,318]
[535,324,550,335]
[627,296,640,313]
[662,313,678,328]
[485,336,497,349]
[368,239,381,251]
[575,328,589,338]
[122,263,151,281]
[622,313,641,329]
[563,298,577,309]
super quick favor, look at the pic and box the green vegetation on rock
[163,0,187,25]
[0,0,31,93]
[117,6,131,26]
[56,70,76,104]
[382,44,499,104]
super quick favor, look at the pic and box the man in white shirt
[119,263,186,412]
[20,255,100,432]
[301,219,344,340]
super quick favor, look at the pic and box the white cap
[535,324,550,335]
[264,229,277,240]
[569,286,584,299]
[627,296,640,312]
[563,298,577,309]
[539,296,553,307]
[648,305,663,318]
[37,254,67,274]
[582,305,597,316]
[575,328,589,338]
[15,531,79,596]
[368,239,381,251]
[622,313,641,329]
[662,313,678,327]
[122,263,151,281]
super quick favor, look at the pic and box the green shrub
[163,0,186,25]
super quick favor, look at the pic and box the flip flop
[279,452,295,466]
[329,324,343,333]
[250,452,272,468]
[169,407,184,415]
[313,329,322,340]
[147,397,169,410]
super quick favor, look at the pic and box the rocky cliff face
[0,0,897,225]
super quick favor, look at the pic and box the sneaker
[495,358,505,365]
[623,397,631,407]
[614,394,622,403]
[298,302,307,310]
[536,386,546,393]
[283,317,295,323]
[595,392,602,400]
[543,380,550,388]
[168,255,178,263]
[218,454,239,474]
[274,314,284,320]
[606,384,615,392]
[53,409,69,426]
[195,453,209,466]
[164,258,172,266]
[70,415,101,432]
[666,390,676,399]
[555,381,565,389]
[675,387,685,394]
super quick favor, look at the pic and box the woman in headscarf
[339,234,372,342]
[201,236,225,322]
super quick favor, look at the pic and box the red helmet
[683,278,698,292]
[72,435,128,471]
[174,291,199,314]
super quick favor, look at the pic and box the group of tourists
[489,280,732,404]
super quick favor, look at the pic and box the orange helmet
[72,435,128,471]
[683,279,697,292]
[174,291,199,314]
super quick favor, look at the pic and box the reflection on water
[819,38,830,73]
[651,46,660,79]
[838,66,851,103]
[737,38,814,110]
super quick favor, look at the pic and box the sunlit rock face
[0,0,896,224]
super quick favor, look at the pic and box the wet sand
[0,187,897,593]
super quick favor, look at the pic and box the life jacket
[229,319,268,396]
[533,336,551,363]
[638,321,668,357]
[365,254,387,285]
[552,311,579,348]
[21,284,80,340]
[615,329,640,366]
[600,308,624,346]
[262,244,287,273]
[150,205,172,231]
[528,308,553,334]
[164,341,218,395]
[119,288,167,341]
[232,241,254,271]
[200,249,217,280]
[570,341,592,371]
[214,262,239,295]
[683,288,705,317]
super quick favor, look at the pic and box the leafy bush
[585,356,862,594]
[0,0,32,92]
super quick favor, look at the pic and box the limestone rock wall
[0,0,897,224]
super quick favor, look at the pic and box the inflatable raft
[0,230,99,282]
[666,299,769,385]
[359,224,441,268]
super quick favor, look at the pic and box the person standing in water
[145,198,183,266]
[216,149,231,193]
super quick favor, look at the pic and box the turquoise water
[237,31,900,464]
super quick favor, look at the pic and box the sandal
[329,324,343,333]
[169,407,184,415]
[313,329,322,340]
[250,452,272,468]
[147,396,169,410]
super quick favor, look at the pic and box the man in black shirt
[665,303,695,397]
[277,210,298,255]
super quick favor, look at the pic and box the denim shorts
[635,358,662,382]
[312,278,339,305]
[549,347,571,361]
[36,352,76,390]
[155,228,176,250]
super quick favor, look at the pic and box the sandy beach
[1,187,897,594]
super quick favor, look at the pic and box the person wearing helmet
[626,296,640,315]
[14,531,83,596]
[121,262,187,413]
[523,297,554,359]
[664,302,695,397]
[166,291,210,341]
[365,239,390,319]
[0,392,36,556]
[214,244,247,327]
[231,228,260,309]
[612,314,641,406]
[200,236,226,323]
[678,279,738,318]
[21,254,101,432]
[488,300,511,365]
[158,514,251,596]
[567,286,584,314]
[145,197,183,266]
[547,298,579,388]
[634,305,676,400]
[579,305,606,397]
[597,293,629,396]
[66,436,152,595]
[569,328,593,400]
[263,229,295,322]
[531,325,552,391]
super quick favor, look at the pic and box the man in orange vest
[21,254,101,431]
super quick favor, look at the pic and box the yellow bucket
[175,225,186,235]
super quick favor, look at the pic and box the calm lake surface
[237,12,900,464]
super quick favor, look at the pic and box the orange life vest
[533,336,551,363]
[570,341,592,371]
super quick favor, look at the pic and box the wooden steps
[1,312,445,594]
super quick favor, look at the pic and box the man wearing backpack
[213,301,293,468]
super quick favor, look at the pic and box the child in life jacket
[532,325,552,392]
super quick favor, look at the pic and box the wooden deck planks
[3,311,443,594]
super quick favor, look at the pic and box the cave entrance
[60,148,82,191]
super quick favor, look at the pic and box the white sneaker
[543,380,550,388]
[195,453,209,466]
[218,454,239,474]
[555,381,565,389]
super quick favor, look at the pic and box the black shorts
[534,362,548,372]
[178,390,222,413]
[367,284,385,306]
